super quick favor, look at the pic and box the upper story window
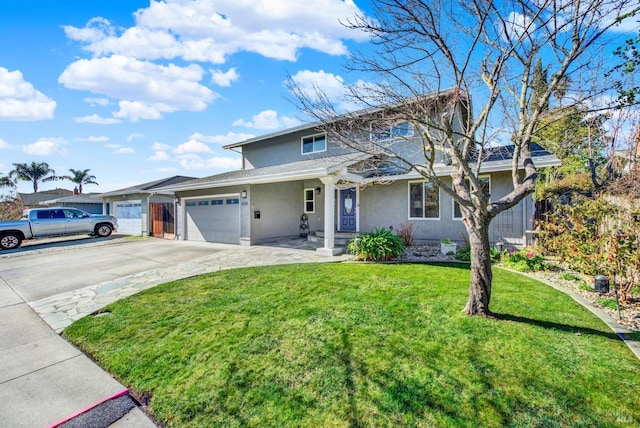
[301,133,327,155]
[371,121,414,142]
[453,176,490,219]
[409,181,440,219]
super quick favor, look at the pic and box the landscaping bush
[502,248,547,272]
[454,245,504,263]
[538,194,640,303]
[395,222,417,246]
[348,227,405,261]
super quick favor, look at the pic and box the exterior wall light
[241,190,247,199]
[315,187,321,195]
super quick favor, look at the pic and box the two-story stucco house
[159,92,560,256]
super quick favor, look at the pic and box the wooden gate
[150,202,175,239]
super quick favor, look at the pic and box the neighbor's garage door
[114,201,142,235]
[185,197,240,244]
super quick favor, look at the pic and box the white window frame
[301,133,327,155]
[453,176,491,220]
[370,121,414,142]
[408,180,440,220]
[304,188,315,213]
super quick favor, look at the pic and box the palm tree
[59,168,98,193]
[8,162,57,192]
[0,174,15,189]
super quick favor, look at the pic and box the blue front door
[339,188,356,231]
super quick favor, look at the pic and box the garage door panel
[185,198,239,244]
[114,201,142,235]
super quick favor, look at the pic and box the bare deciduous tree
[290,0,640,316]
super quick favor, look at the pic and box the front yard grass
[64,263,640,427]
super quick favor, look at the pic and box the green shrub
[560,272,582,281]
[454,245,504,263]
[597,298,618,310]
[348,227,405,261]
[578,283,593,292]
[502,248,547,272]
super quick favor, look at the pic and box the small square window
[301,133,326,154]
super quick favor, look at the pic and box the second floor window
[371,121,414,142]
[302,133,326,154]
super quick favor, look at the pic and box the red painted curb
[46,388,129,428]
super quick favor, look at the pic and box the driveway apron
[0,238,350,427]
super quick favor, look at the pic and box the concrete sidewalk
[0,239,350,427]
[0,271,157,427]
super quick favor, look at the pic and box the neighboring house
[41,193,106,214]
[18,189,74,209]
[159,93,561,255]
[99,176,196,237]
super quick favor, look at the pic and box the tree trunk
[463,218,493,317]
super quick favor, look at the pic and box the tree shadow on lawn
[494,313,619,340]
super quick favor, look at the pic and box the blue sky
[0,0,372,194]
[1,1,638,196]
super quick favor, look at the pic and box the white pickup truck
[0,207,118,250]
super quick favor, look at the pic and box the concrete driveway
[1,236,227,302]
[0,236,349,428]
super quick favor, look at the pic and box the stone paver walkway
[30,241,352,332]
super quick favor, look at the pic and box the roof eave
[160,168,333,193]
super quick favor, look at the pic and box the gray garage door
[185,197,240,244]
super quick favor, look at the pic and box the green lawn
[64,263,640,427]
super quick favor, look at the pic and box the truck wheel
[0,233,22,250]
[95,224,113,237]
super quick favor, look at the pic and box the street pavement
[0,236,350,427]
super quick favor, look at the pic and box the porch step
[308,231,358,246]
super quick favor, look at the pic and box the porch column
[316,176,342,256]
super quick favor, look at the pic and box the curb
[47,389,135,428]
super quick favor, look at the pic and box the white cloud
[189,131,256,146]
[232,109,300,130]
[0,138,12,149]
[178,154,242,170]
[75,135,110,142]
[63,0,368,63]
[74,114,121,124]
[173,139,214,154]
[59,55,218,121]
[104,143,134,154]
[210,67,239,87]
[0,68,56,121]
[23,137,68,156]
[290,69,345,100]
[127,133,145,142]
[288,69,372,112]
[148,150,171,161]
[501,12,536,43]
[151,142,171,151]
[84,97,110,106]
[113,100,166,121]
